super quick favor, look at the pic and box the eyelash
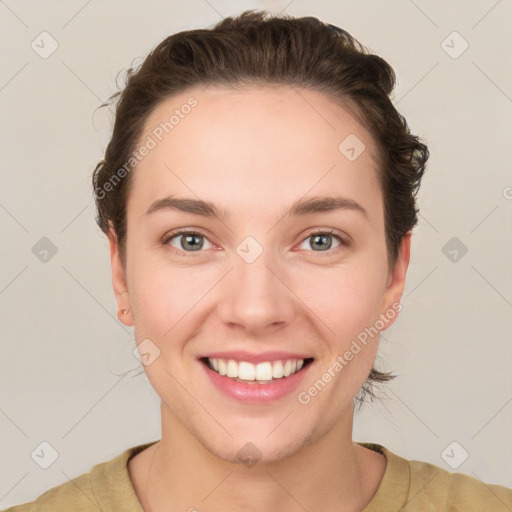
[162,228,351,258]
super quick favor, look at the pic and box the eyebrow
[145,195,369,222]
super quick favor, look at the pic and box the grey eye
[167,232,213,252]
[298,232,343,252]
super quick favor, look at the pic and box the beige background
[1,0,511,507]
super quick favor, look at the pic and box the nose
[217,247,296,334]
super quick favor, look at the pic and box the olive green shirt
[4,441,512,511]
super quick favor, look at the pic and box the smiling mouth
[200,357,314,384]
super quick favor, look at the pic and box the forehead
[128,85,382,223]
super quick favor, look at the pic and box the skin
[108,84,411,511]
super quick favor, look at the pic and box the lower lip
[201,360,313,404]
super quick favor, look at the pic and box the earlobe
[107,226,133,326]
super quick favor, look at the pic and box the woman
[6,9,511,512]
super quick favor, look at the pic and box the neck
[130,403,386,512]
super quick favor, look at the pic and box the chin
[194,423,316,466]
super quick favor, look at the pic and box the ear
[379,230,412,329]
[107,225,133,326]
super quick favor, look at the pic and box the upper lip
[199,351,314,364]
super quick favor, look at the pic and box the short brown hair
[92,9,429,406]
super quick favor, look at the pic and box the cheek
[128,266,203,389]
[294,259,387,343]
[295,266,386,401]
[127,255,218,346]
[132,272,192,334]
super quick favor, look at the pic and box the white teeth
[255,362,273,380]
[283,360,294,377]
[272,360,284,379]
[238,361,256,380]
[226,359,238,378]
[207,357,307,381]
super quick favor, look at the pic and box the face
[109,84,410,464]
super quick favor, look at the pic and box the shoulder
[358,442,512,511]
[406,456,512,511]
[2,441,158,512]
[2,472,96,512]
